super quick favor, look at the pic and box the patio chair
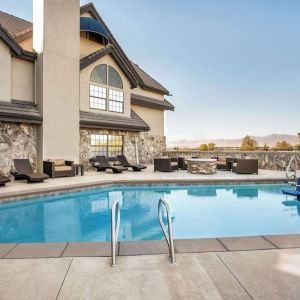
[232,159,258,174]
[96,156,128,173]
[217,156,234,171]
[282,178,300,200]
[12,159,49,183]
[0,174,10,187]
[117,155,147,172]
[154,158,178,172]
[43,159,75,178]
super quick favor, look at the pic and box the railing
[158,198,176,264]
[286,156,297,179]
[111,200,121,267]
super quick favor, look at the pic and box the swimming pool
[0,183,299,243]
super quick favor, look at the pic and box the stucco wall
[0,122,37,175]
[80,54,131,118]
[80,128,166,169]
[132,86,165,101]
[0,40,11,102]
[131,105,164,136]
[35,0,80,167]
[11,57,35,102]
[80,37,104,59]
[163,150,300,171]
[19,37,33,52]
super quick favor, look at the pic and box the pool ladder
[286,156,297,179]
[111,200,120,267]
[158,198,176,264]
[110,198,176,266]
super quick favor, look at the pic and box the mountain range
[167,134,299,148]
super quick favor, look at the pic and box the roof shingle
[80,109,150,132]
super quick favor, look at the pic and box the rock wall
[0,122,37,175]
[163,150,300,171]
[80,128,166,169]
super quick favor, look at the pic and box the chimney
[33,0,80,170]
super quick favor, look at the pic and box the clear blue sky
[1,0,299,141]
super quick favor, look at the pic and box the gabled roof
[131,94,174,111]
[80,3,170,95]
[80,44,138,88]
[0,23,36,61]
[0,100,42,124]
[0,3,171,94]
[0,11,32,38]
[80,109,150,132]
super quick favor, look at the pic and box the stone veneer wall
[163,150,300,171]
[0,122,37,175]
[80,128,166,169]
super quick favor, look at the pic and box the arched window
[89,64,124,113]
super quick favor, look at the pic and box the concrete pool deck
[0,166,293,202]
[1,247,300,299]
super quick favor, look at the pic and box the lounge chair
[12,159,49,183]
[117,155,147,172]
[282,178,300,200]
[0,174,10,186]
[95,156,127,173]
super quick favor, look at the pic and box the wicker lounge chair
[12,159,49,183]
[117,155,147,172]
[0,174,10,186]
[96,156,127,173]
[232,159,258,174]
[154,158,178,172]
[282,178,300,200]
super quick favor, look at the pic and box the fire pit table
[187,158,217,175]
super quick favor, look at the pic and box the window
[89,85,106,110]
[108,66,123,89]
[91,64,107,85]
[108,89,124,113]
[91,134,123,157]
[89,64,124,113]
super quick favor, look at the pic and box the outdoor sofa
[12,159,49,183]
[154,158,178,172]
[43,159,75,178]
[232,159,259,174]
[117,155,147,172]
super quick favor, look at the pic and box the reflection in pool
[0,184,299,243]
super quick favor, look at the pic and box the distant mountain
[167,134,299,148]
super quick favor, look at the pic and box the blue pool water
[0,184,299,243]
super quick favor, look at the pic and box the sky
[1,0,299,141]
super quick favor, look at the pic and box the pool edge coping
[0,177,294,204]
[1,234,300,259]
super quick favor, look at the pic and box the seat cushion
[49,159,65,166]
[54,166,72,172]
[218,156,226,162]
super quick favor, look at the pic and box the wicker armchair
[43,159,75,178]
[232,159,258,174]
[154,158,178,172]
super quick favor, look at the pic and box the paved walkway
[1,249,300,299]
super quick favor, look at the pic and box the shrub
[199,144,208,151]
[275,141,294,151]
[208,143,216,151]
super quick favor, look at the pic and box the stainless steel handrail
[158,198,176,264]
[286,156,297,179]
[111,200,120,267]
